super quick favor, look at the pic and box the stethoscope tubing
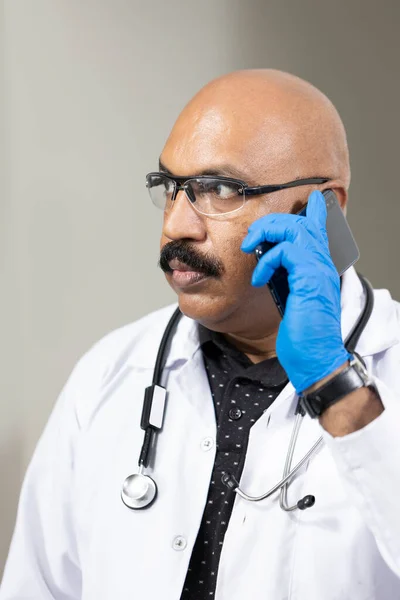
[121,273,373,511]
[234,425,323,502]
[228,275,373,507]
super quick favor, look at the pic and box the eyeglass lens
[147,174,245,216]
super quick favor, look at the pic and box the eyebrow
[158,159,248,181]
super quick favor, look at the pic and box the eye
[195,179,236,199]
[213,183,234,198]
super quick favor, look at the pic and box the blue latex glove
[241,190,351,394]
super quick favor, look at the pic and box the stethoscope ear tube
[343,274,374,354]
[222,419,324,505]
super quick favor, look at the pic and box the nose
[162,189,206,242]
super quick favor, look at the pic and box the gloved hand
[241,190,351,394]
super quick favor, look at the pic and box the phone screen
[254,189,360,317]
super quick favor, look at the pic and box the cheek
[160,232,167,251]
[213,225,256,285]
[216,195,295,277]
[226,238,254,273]
[250,190,308,218]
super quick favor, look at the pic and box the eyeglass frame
[146,171,330,216]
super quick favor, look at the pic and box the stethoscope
[121,273,374,511]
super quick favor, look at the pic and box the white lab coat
[1,266,400,600]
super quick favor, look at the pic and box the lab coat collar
[135,266,398,371]
[340,266,398,356]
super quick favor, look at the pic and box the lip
[168,259,196,272]
[167,258,210,288]
[170,270,209,288]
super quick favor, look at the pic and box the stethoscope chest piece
[121,473,157,509]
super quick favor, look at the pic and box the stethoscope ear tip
[297,494,315,510]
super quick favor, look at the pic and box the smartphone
[254,189,360,317]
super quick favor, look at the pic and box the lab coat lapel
[169,344,217,430]
[340,267,398,356]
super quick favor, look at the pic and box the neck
[222,330,279,363]
[196,289,281,363]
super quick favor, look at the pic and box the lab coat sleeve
[322,376,400,578]
[0,351,94,599]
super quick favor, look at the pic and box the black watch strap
[300,357,372,418]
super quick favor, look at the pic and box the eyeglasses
[146,172,329,217]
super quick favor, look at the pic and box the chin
[175,285,277,336]
[164,273,224,322]
[177,292,224,322]
[175,288,251,333]
[165,272,273,331]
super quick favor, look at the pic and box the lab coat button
[201,437,214,451]
[172,536,187,551]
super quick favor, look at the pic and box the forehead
[161,104,296,183]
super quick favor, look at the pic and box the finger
[241,214,309,253]
[304,190,329,248]
[306,190,327,226]
[251,241,308,287]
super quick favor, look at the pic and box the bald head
[164,69,350,190]
[159,69,351,334]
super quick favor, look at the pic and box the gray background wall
[1,0,399,575]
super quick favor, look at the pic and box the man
[1,69,400,599]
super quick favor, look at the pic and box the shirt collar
[198,323,288,388]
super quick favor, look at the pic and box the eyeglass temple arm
[244,177,329,197]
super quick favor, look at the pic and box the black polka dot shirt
[180,324,288,600]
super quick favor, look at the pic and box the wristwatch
[300,354,374,418]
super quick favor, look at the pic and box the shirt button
[229,407,243,420]
[172,536,187,551]
[201,437,214,451]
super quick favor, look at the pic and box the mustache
[159,240,224,278]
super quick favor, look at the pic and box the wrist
[296,348,351,396]
[299,354,373,419]
[303,360,350,394]
[319,385,383,436]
